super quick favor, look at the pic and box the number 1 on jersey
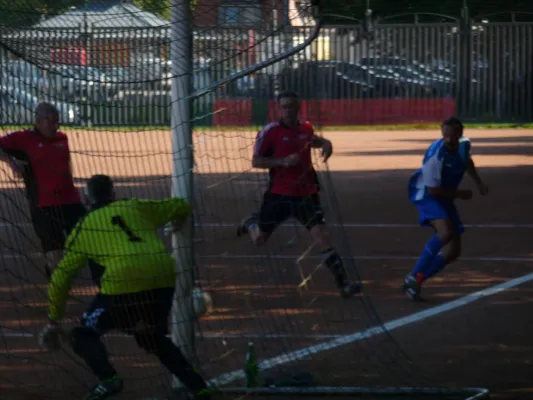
[111,216,143,242]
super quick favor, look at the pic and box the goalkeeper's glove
[38,319,67,352]
[164,221,186,236]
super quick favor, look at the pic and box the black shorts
[31,203,87,253]
[80,288,175,336]
[258,191,325,234]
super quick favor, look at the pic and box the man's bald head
[35,102,59,138]
[35,102,59,119]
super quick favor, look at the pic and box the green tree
[315,0,533,20]
[134,0,170,20]
[0,0,84,26]
[134,0,197,20]
[0,0,197,27]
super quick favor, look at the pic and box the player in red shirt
[0,103,86,278]
[237,91,360,297]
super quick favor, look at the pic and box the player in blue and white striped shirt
[404,117,488,300]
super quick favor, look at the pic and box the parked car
[47,65,116,100]
[0,85,81,125]
[279,61,375,99]
[1,60,51,95]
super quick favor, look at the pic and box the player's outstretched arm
[252,154,300,169]
[0,131,23,156]
[40,226,88,352]
[0,132,28,177]
[466,158,488,195]
[0,148,13,163]
[311,135,333,162]
[138,197,191,228]
[47,229,89,323]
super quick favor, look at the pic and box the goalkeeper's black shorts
[80,288,174,335]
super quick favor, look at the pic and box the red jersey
[0,129,80,208]
[253,120,318,197]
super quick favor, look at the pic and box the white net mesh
[0,1,490,399]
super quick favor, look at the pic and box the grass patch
[316,122,533,131]
[2,122,533,132]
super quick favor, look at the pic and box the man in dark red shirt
[0,102,86,278]
[237,91,360,297]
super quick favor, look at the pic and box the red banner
[213,99,252,126]
[267,98,456,126]
[212,98,456,126]
[50,48,87,66]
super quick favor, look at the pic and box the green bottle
[244,342,259,388]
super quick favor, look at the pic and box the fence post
[457,4,472,120]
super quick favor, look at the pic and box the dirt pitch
[0,127,532,399]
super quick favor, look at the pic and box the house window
[223,7,240,24]
[219,4,261,26]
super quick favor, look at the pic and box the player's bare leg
[442,235,461,263]
[236,212,271,246]
[309,225,361,298]
[403,218,455,301]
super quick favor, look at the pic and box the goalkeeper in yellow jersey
[38,175,210,400]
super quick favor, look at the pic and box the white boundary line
[2,272,533,385]
[0,222,533,229]
[199,333,341,339]
[0,331,342,340]
[209,271,533,386]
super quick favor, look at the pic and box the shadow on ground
[0,163,530,399]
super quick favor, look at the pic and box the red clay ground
[0,128,532,399]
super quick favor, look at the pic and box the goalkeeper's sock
[423,253,447,281]
[410,235,442,278]
[154,335,209,397]
[70,327,117,381]
[321,248,347,288]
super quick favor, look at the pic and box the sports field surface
[0,128,531,399]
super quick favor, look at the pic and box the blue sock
[424,254,447,281]
[411,235,442,277]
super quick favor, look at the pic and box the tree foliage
[134,0,170,20]
[316,0,533,21]
[133,0,197,20]
[1,0,530,28]
[0,0,196,27]
[0,0,84,26]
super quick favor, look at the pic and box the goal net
[0,0,488,399]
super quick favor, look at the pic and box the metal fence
[280,20,533,124]
[1,16,532,126]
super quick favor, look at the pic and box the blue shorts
[414,197,464,235]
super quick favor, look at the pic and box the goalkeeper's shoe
[402,275,423,301]
[340,281,361,298]
[167,388,212,400]
[82,376,123,400]
[236,212,258,237]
